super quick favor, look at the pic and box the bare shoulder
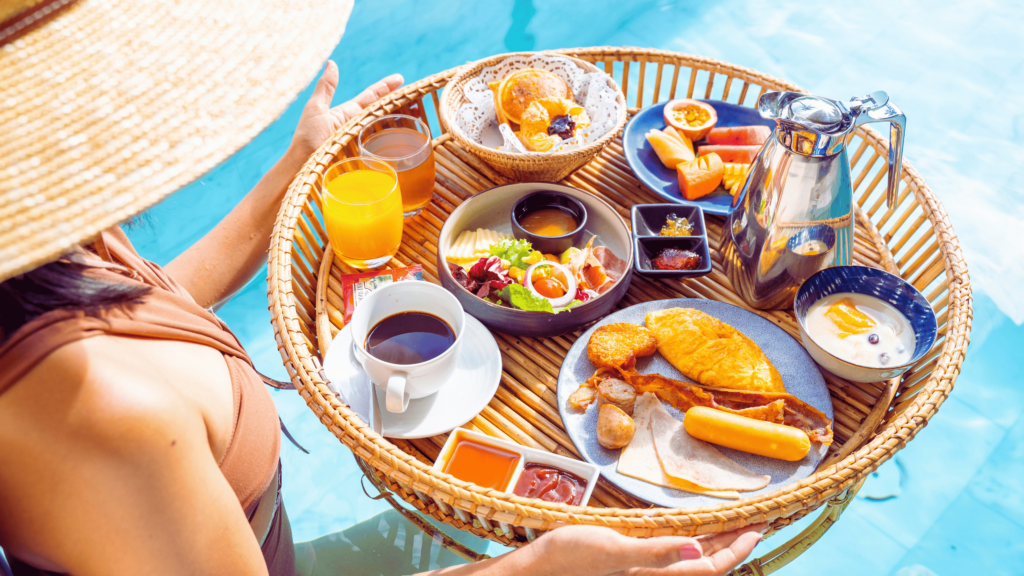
[0,337,203,453]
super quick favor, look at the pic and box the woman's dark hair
[0,255,150,341]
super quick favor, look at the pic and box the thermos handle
[854,94,905,211]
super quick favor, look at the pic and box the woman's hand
[288,60,404,163]
[531,523,765,576]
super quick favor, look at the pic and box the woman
[0,59,764,576]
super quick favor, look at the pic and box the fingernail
[679,544,701,561]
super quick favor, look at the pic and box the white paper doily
[452,53,624,154]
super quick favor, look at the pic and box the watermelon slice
[706,125,771,146]
[697,144,761,164]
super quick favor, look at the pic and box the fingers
[706,531,762,574]
[608,534,704,572]
[310,60,340,109]
[696,523,767,556]
[333,73,405,113]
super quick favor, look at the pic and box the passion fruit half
[663,99,718,141]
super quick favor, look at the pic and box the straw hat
[0,0,354,282]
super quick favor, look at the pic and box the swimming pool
[125,1,1024,573]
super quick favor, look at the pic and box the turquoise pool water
[122,1,1023,574]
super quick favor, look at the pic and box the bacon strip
[584,368,833,445]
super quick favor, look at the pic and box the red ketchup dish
[513,464,588,506]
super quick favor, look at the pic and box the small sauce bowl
[511,191,587,255]
[794,265,937,383]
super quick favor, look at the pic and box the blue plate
[622,100,775,216]
[556,299,833,509]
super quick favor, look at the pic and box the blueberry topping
[547,114,576,140]
[879,352,890,365]
[868,333,879,345]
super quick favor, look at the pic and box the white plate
[322,315,501,439]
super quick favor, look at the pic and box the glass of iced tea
[358,114,435,218]
[321,157,403,269]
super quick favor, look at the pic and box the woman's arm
[164,61,403,308]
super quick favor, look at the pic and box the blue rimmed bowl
[794,265,938,383]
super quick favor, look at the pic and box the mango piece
[646,128,694,168]
[825,298,876,338]
[677,152,725,201]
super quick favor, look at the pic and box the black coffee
[365,311,456,365]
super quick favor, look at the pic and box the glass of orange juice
[321,157,403,269]
[358,114,435,218]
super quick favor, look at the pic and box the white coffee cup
[348,281,465,413]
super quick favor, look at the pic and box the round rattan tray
[267,47,971,574]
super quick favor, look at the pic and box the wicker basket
[267,47,971,573]
[440,51,628,182]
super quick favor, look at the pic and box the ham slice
[647,398,770,492]
[617,393,741,499]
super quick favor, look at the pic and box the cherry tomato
[534,278,566,299]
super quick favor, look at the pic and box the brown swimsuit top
[0,227,281,515]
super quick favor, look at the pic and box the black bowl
[511,191,587,254]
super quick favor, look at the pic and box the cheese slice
[446,228,512,266]
[618,393,741,499]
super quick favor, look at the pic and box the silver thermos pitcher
[722,91,906,309]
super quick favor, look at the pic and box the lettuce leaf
[488,238,534,270]
[496,285,584,314]
[497,283,553,313]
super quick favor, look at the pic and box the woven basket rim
[439,51,628,163]
[268,46,972,531]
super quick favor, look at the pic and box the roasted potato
[567,385,597,411]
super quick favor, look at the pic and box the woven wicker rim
[268,46,970,535]
[439,52,628,168]
[0,0,354,282]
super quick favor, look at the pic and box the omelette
[644,308,786,394]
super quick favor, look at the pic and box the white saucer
[321,315,501,439]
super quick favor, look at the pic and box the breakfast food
[652,248,702,271]
[683,406,811,461]
[645,308,786,394]
[648,399,770,491]
[518,207,579,237]
[805,293,915,367]
[676,153,725,200]
[491,69,573,125]
[659,214,694,237]
[567,385,597,411]
[442,437,521,491]
[596,377,637,415]
[645,128,695,168]
[706,125,771,146]
[722,163,750,197]
[616,393,739,499]
[696,144,760,164]
[446,228,512,266]
[587,322,659,370]
[513,464,588,505]
[663,99,718,140]
[489,69,591,152]
[597,404,636,449]
[600,369,833,444]
[448,234,625,314]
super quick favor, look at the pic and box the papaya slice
[677,152,725,201]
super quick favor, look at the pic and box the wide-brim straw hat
[0,0,354,282]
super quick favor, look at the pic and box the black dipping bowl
[511,191,587,254]
[438,183,632,338]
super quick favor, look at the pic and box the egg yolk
[534,278,566,298]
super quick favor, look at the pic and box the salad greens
[488,238,534,270]
[496,284,582,314]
